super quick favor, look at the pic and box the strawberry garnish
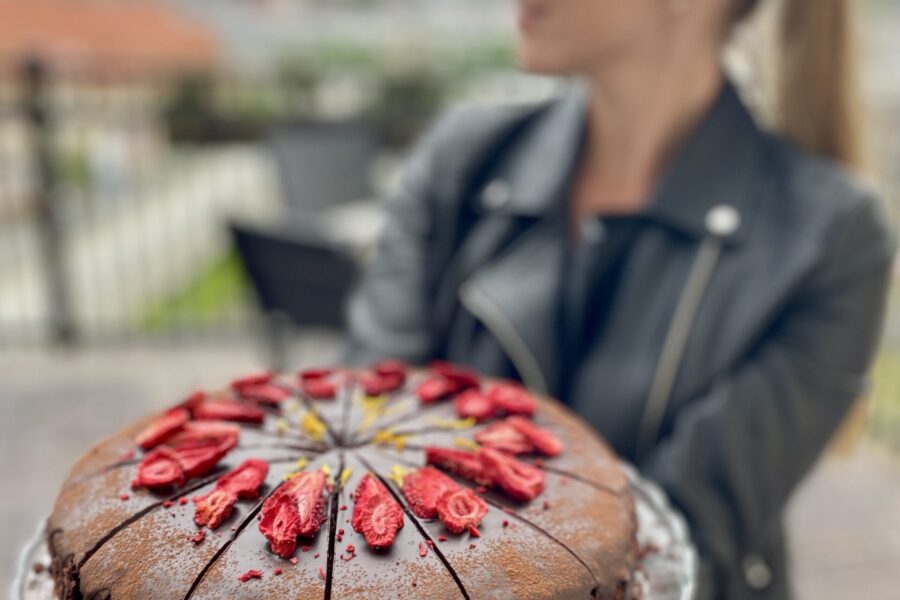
[215,459,269,499]
[230,371,273,391]
[372,359,407,379]
[506,416,564,457]
[429,361,480,391]
[416,377,456,404]
[131,447,185,489]
[486,383,537,417]
[479,447,544,501]
[193,459,269,529]
[259,470,327,558]
[237,384,290,406]
[191,400,265,424]
[193,488,238,529]
[357,371,404,396]
[453,389,496,422]
[299,368,332,381]
[436,488,488,534]
[352,473,404,549]
[474,421,533,455]
[258,493,301,558]
[166,421,240,448]
[425,447,492,486]
[302,377,337,400]
[171,436,236,479]
[402,467,461,519]
[134,407,189,450]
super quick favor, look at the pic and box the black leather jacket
[346,79,895,599]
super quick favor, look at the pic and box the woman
[347,0,895,597]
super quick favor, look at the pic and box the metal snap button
[481,180,511,210]
[580,218,606,245]
[742,553,773,590]
[705,204,741,237]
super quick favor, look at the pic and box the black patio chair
[230,219,360,370]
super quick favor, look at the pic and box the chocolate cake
[46,362,638,599]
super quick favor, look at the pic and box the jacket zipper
[459,281,549,394]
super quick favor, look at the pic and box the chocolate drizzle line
[182,495,269,599]
[354,452,470,600]
[375,449,601,588]
[323,451,346,600]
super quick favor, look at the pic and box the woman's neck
[573,53,724,218]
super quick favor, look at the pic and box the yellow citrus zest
[300,410,327,442]
[339,467,353,487]
[453,437,480,451]
[387,464,413,488]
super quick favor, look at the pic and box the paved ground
[2,346,899,599]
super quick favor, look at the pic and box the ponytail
[775,0,862,169]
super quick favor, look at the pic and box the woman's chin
[514,45,573,76]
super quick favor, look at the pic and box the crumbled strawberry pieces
[191,530,206,544]
[191,400,265,424]
[474,421,533,455]
[402,467,461,519]
[416,376,456,404]
[425,447,492,486]
[132,447,185,489]
[237,569,263,582]
[134,407,189,450]
[259,470,326,558]
[486,383,537,417]
[238,384,290,406]
[506,416,564,457]
[302,377,337,400]
[479,447,544,501]
[418,541,428,557]
[351,473,404,549]
[231,372,273,391]
[436,488,488,534]
[453,389,496,422]
[216,459,269,499]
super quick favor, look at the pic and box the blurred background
[1,1,898,598]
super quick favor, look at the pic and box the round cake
[46,361,638,599]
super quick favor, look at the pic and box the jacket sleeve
[344,110,466,366]
[640,195,895,598]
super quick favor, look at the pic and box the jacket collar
[492,77,767,245]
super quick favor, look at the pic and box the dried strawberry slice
[237,384,290,406]
[192,400,265,424]
[372,359,407,379]
[453,390,496,422]
[193,488,238,529]
[486,383,537,417]
[430,361,480,391]
[506,416,564,457]
[479,447,544,501]
[216,459,269,499]
[302,377,337,400]
[352,474,404,549]
[180,390,207,411]
[357,371,404,396]
[172,437,236,479]
[299,367,332,381]
[474,421,533,455]
[230,371,273,391]
[425,447,492,486]
[436,488,488,534]
[402,467,461,519]
[135,407,189,450]
[259,493,301,558]
[416,377,456,404]
[132,447,185,489]
[166,421,240,448]
[266,470,327,537]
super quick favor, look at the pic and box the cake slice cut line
[323,451,346,600]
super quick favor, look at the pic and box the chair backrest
[230,220,360,329]
[267,120,376,215]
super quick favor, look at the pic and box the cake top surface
[46,361,639,599]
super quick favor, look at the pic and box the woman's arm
[640,195,895,598]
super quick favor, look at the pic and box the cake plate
[13,464,696,600]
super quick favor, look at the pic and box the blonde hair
[734,0,863,169]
